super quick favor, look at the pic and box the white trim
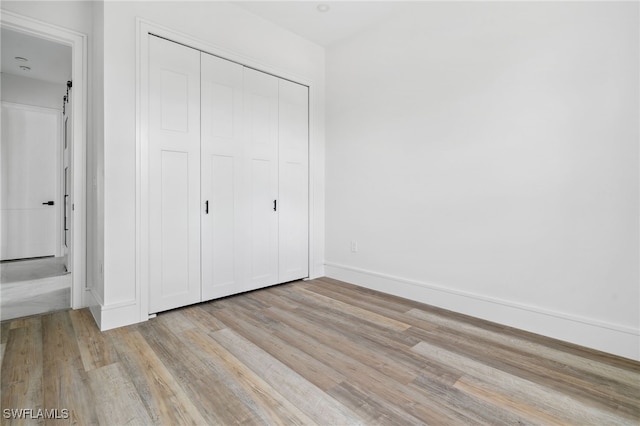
[308,84,324,280]
[84,287,101,323]
[136,18,149,326]
[100,299,138,311]
[1,11,88,311]
[136,18,321,322]
[324,262,640,360]
[85,286,139,331]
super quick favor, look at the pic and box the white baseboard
[84,287,101,325]
[97,300,144,331]
[325,262,640,361]
[83,288,145,331]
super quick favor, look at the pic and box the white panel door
[201,53,245,300]
[148,35,201,313]
[244,68,279,290]
[278,80,309,282]
[1,103,60,261]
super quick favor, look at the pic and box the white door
[148,35,202,313]
[278,80,309,282]
[244,68,279,290]
[201,53,245,300]
[1,103,60,261]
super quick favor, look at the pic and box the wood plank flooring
[1,277,639,425]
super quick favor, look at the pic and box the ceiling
[234,1,400,47]
[0,2,393,86]
[1,28,71,84]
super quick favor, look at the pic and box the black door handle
[205,200,209,214]
[42,201,54,206]
[273,199,277,211]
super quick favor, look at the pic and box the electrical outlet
[350,240,358,253]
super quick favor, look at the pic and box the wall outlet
[350,240,358,253]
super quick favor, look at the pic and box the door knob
[42,201,55,206]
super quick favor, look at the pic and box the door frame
[136,19,319,322]
[1,11,88,309]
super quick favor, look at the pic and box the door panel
[201,53,244,300]
[278,161,308,281]
[1,103,60,260]
[203,155,236,298]
[1,210,56,260]
[159,151,191,297]
[148,35,201,313]
[249,158,278,285]
[244,68,279,289]
[278,80,309,282]
[160,69,191,132]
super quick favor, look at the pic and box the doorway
[0,11,87,319]
[0,29,71,320]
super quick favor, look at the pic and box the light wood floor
[2,277,639,425]
[1,257,70,321]
[1,257,67,284]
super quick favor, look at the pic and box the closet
[147,35,309,314]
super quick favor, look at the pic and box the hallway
[0,257,70,321]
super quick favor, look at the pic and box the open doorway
[0,11,86,320]
[0,28,72,320]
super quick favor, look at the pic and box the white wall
[326,2,639,360]
[0,1,94,36]
[1,73,65,109]
[98,1,325,329]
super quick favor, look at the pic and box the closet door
[278,80,309,282]
[148,36,202,313]
[201,53,245,300]
[244,68,279,290]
